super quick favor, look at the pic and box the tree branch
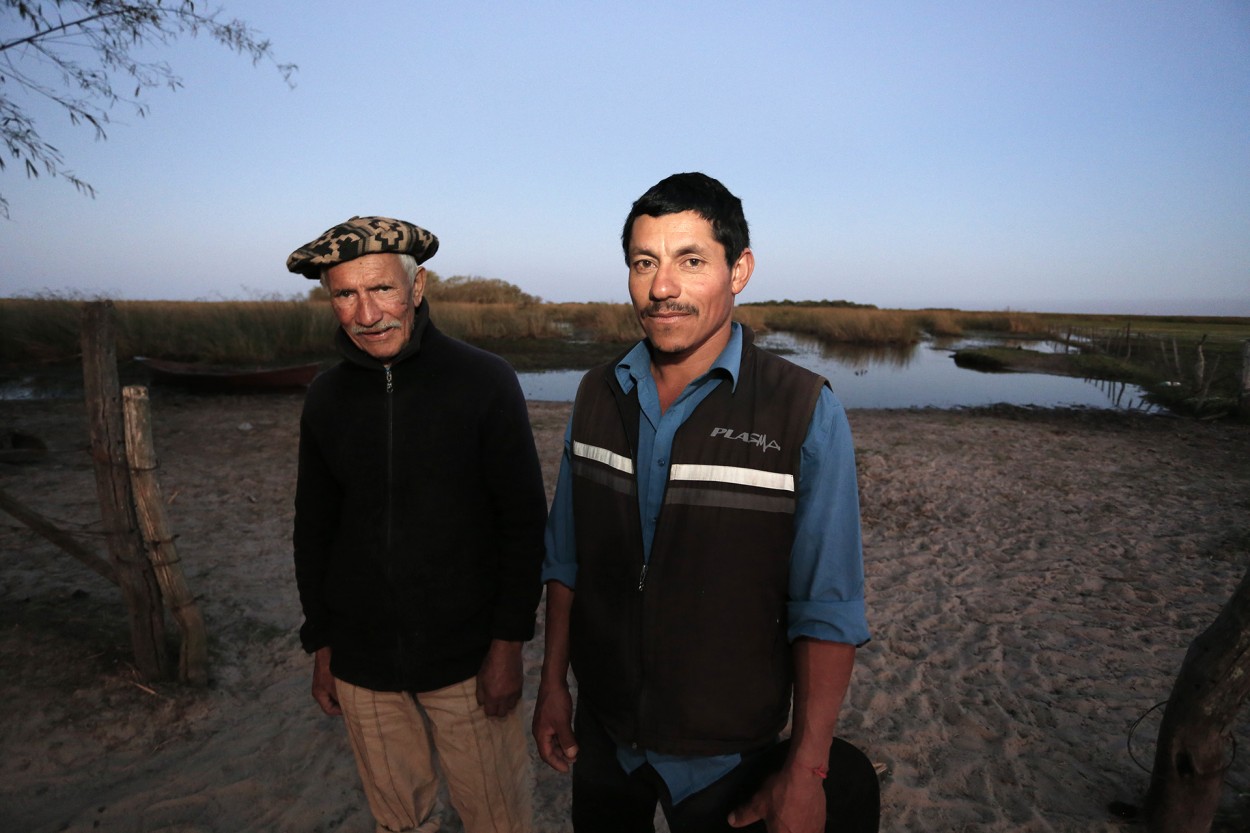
[0,0,296,218]
[0,10,125,55]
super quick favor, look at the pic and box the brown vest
[569,330,826,755]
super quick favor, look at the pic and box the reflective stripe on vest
[572,441,635,496]
[666,462,796,515]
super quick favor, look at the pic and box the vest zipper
[636,557,651,747]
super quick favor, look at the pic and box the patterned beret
[286,216,439,278]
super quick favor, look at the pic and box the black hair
[621,172,749,266]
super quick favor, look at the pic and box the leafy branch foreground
[0,0,295,217]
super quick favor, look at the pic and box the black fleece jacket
[293,300,547,692]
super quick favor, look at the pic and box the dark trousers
[571,707,880,833]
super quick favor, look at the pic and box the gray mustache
[351,322,400,335]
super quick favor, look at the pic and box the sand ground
[2,391,1249,832]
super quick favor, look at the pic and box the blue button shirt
[543,324,869,803]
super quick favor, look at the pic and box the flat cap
[286,215,439,278]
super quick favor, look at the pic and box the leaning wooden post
[0,485,118,584]
[123,385,209,687]
[82,301,170,681]
[1193,335,1207,389]
[1144,565,1250,832]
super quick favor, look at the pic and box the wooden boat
[134,356,321,392]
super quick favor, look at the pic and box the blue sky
[1,1,1247,314]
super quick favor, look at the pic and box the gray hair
[319,253,421,293]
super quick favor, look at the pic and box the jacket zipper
[385,365,394,553]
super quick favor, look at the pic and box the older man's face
[325,253,425,362]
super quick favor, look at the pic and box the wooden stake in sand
[123,385,209,687]
[82,301,170,682]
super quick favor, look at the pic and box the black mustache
[643,303,697,317]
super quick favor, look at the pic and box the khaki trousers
[336,675,533,833]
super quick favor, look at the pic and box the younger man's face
[627,210,752,366]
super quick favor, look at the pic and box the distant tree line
[308,283,873,308]
[426,272,541,304]
[740,299,878,309]
[308,272,541,305]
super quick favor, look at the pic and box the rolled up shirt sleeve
[541,415,579,590]
[787,387,871,646]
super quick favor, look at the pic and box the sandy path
[1,393,1248,831]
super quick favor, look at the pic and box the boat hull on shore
[134,357,321,392]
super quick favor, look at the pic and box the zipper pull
[385,366,393,394]
[637,563,648,592]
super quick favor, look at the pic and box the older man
[533,175,879,832]
[287,216,546,833]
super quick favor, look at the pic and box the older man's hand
[476,639,524,717]
[312,646,342,716]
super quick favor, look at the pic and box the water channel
[516,332,1158,411]
[0,333,1157,411]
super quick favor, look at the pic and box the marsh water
[516,331,1159,412]
[0,332,1157,411]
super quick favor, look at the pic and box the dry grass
[735,306,1045,343]
[4,296,1225,374]
[543,302,641,342]
[430,303,565,340]
[0,297,335,364]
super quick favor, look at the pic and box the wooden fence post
[123,385,209,687]
[1194,335,1207,394]
[81,301,170,681]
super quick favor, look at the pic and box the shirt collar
[615,322,743,394]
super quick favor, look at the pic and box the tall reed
[0,297,337,365]
[0,297,86,363]
[736,306,919,343]
[736,306,1047,343]
[0,296,1053,369]
[953,310,1044,334]
[430,303,567,340]
[544,303,641,342]
[115,300,336,362]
